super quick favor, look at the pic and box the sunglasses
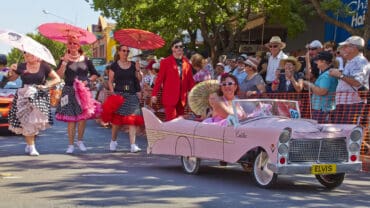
[220,82,235,86]
[309,47,318,50]
[174,45,184,49]
[120,49,130,53]
[68,42,79,46]
[269,45,279,49]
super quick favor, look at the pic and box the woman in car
[203,73,246,126]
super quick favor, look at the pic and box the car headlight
[350,127,362,142]
[279,128,291,143]
[278,143,289,155]
[349,143,361,152]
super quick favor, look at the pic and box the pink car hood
[241,117,351,139]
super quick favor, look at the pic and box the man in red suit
[151,39,195,121]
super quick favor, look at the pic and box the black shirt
[16,62,51,85]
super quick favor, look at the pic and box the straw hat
[188,80,220,116]
[264,36,286,49]
[280,56,302,72]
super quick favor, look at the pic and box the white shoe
[130,144,141,153]
[25,145,30,153]
[77,141,87,151]
[66,145,74,154]
[110,140,118,151]
[29,145,39,156]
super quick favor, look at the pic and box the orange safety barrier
[140,90,370,171]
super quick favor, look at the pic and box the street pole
[42,9,75,25]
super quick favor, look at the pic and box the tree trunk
[363,0,370,59]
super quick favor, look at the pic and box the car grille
[288,138,348,163]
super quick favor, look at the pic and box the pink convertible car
[142,99,363,189]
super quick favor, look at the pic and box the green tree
[87,0,309,64]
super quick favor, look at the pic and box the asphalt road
[0,118,370,208]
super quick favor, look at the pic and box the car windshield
[232,99,301,123]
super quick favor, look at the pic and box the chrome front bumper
[268,162,362,174]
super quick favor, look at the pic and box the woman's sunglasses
[220,82,235,86]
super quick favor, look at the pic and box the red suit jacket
[152,55,195,107]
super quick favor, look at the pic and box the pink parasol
[38,23,96,45]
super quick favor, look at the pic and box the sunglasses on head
[120,49,130,53]
[309,47,318,50]
[220,82,235,86]
[174,44,184,49]
[269,45,279,49]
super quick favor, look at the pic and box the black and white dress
[55,57,100,122]
[8,62,53,136]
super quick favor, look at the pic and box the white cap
[309,40,323,49]
[216,62,224,67]
[339,36,365,47]
[152,62,160,69]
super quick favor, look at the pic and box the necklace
[118,60,130,68]
[69,53,81,61]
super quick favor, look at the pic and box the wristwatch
[339,74,345,79]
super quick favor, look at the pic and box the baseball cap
[308,40,323,49]
[339,36,365,47]
[0,54,7,65]
[216,62,225,67]
[237,54,248,62]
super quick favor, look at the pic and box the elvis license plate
[311,164,337,174]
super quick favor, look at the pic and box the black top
[111,61,141,93]
[274,72,305,93]
[16,62,51,85]
[58,57,99,86]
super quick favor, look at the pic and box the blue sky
[0,0,110,54]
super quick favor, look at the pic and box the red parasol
[114,28,165,50]
[38,23,96,45]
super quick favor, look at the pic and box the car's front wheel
[181,156,200,174]
[251,151,277,188]
[315,173,345,189]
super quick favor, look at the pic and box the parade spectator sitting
[264,36,288,92]
[0,57,22,89]
[232,54,248,85]
[238,57,266,98]
[255,51,268,80]
[271,56,304,93]
[304,40,323,82]
[323,41,344,71]
[191,53,211,83]
[226,55,238,74]
[223,55,234,73]
[214,62,224,82]
[303,51,338,123]
[329,36,369,124]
